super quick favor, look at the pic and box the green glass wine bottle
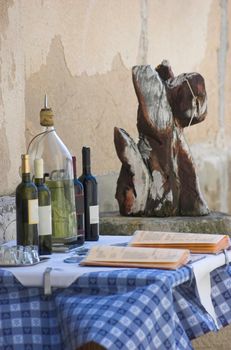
[16,154,39,246]
[34,158,52,255]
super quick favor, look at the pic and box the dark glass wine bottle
[16,154,39,246]
[34,158,52,255]
[72,156,85,245]
[78,147,99,241]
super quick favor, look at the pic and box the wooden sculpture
[114,60,209,217]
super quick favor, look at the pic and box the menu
[80,245,190,270]
[129,230,230,253]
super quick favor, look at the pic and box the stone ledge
[0,195,16,242]
[100,211,231,236]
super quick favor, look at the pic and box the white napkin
[192,250,231,328]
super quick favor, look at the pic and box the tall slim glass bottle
[78,147,99,241]
[34,158,52,255]
[16,154,39,246]
[28,96,77,245]
[72,156,85,245]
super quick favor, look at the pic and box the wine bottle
[78,147,99,241]
[28,95,77,246]
[16,154,39,246]
[72,156,85,245]
[34,158,52,255]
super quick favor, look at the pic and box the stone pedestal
[100,211,231,236]
[0,196,16,243]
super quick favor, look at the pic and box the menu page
[130,231,228,245]
[83,245,189,263]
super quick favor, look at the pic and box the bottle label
[90,205,99,224]
[38,205,52,236]
[28,199,39,224]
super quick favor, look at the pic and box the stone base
[0,195,16,243]
[100,211,231,236]
[192,323,231,350]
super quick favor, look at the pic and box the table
[1,236,231,350]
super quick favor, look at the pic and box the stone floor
[192,324,231,349]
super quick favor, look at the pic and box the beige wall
[0,0,231,213]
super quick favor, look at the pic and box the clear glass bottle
[28,96,77,245]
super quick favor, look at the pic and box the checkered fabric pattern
[1,265,231,349]
[0,271,63,350]
[55,269,192,350]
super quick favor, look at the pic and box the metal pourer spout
[44,94,48,109]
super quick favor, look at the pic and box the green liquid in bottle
[46,179,77,242]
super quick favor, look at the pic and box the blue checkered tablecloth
[1,263,231,350]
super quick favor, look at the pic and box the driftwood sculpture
[114,60,209,217]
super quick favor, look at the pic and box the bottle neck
[34,177,43,185]
[22,173,31,182]
[21,154,31,182]
[83,165,91,174]
[72,156,77,179]
[44,126,55,132]
[82,147,91,175]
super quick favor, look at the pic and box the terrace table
[0,236,231,350]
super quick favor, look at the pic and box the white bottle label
[28,199,39,224]
[90,205,99,224]
[38,205,52,236]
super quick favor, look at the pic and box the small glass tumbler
[30,245,40,263]
[11,245,24,264]
[22,247,32,264]
[3,247,17,265]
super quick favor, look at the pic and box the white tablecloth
[1,235,131,288]
[192,249,231,327]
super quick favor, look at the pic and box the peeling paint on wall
[137,0,148,65]
[0,0,231,217]
[0,0,14,113]
[0,0,14,37]
[0,5,11,184]
[217,0,228,143]
[0,0,26,195]
[0,127,11,190]
[25,35,136,176]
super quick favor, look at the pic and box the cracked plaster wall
[1,3,231,348]
[0,0,231,219]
